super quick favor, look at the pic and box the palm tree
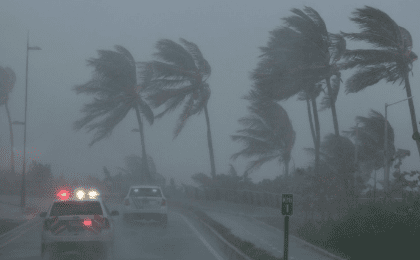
[340,6,419,158]
[342,109,396,197]
[0,67,16,176]
[231,92,296,177]
[73,45,154,182]
[139,38,215,179]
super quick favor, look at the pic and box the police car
[39,187,119,260]
[122,185,167,226]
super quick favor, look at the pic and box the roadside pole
[282,194,293,260]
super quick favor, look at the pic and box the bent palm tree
[340,6,419,158]
[231,93,296,177]
[139,38,215,179]
[0,67,17,175]
[281,6,346,137]
[73,45,154,183]
[250,7,345,174]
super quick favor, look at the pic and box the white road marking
[175,212,225,260]
[0,221,42,249]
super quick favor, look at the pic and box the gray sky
[1,0,419,188]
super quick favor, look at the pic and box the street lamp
[384,96,413,201]
[20,31,41,208]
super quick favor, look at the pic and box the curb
[198,217,254,260]
[174,200,256,260]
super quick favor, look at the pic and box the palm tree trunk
[5,103,15,175]
[134,104,151,183]
[373,169,377,203]
[284,159,290,177]
[307,98,317,148]
[325,77,340,137]
[204,104,216,180]
[404,73,420,159]
[311,97,321,175]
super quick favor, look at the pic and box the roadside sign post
[282,194,293,260]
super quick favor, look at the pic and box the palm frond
[344,6,401,49]
[244,154,281,175]
[329,33,346,63]
[340,49,399,70]
[344,65,392,94]
[84,102,132,147]
[179,38,211,80]
[173,96,195,139]
[153,39,197,73]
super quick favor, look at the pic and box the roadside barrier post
[282,194,293,260]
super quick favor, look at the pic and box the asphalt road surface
[0,200,228,260]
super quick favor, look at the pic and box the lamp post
[354,123,359,200]
[20,31,41,208]
[384,96,413,202]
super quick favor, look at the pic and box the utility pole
[20,31,41,208]
[384,96,413,202]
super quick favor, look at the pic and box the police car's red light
[57,190,70,200]
[83,218,92,227]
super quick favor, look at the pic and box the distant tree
[118,154,163,186]
[343,109,396,197]
[0,67,16,175]
[26,161,53,196]
[103,166,112,181]
[305,134,358,208]
[73,45,154,183]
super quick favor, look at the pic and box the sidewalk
[0,195,53,222]
[172,197,347,260]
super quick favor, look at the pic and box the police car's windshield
[129,188,162,197]
[50,201,103,216]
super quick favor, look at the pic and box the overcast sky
[1,0,419,188]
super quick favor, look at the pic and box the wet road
[0,200,227,260]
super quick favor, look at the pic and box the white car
[40,187,119,260]
[122,185,168,226]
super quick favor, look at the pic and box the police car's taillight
[161,199,166,206]
[124,199,130,206]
